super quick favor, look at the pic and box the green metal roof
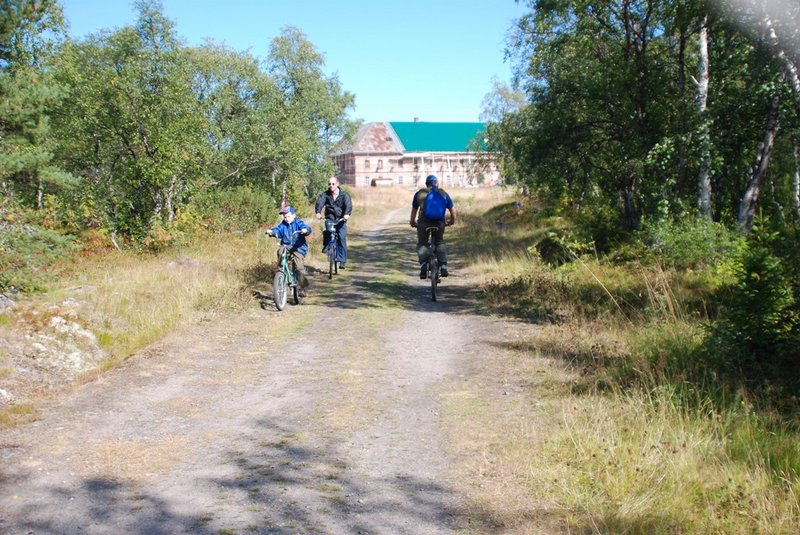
[389,122,486,152]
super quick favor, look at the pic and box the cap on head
[279,206,296,215]
[425,175,438,186]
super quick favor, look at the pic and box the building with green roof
[331,121,499,188]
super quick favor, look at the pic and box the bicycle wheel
[273,271,288,311]
[328,238,335,279]
[430,256,439,301]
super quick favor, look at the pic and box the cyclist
[265,206,313,296]
[315,176,352,269]
[410,174,456,279]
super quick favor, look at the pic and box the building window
[398,176,403,185]
[364,176,370,186]
[377,159,383,169]
[364,159,370,169]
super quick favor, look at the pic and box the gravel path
[0,208,525,534]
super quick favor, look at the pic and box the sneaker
[440,265,449,277]
[339,262,346,270]
[298,288,307,298]
[419,263,428,279]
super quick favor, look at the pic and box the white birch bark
[793,141,800,218]
[696,17,712,218]
[739,96,780,232]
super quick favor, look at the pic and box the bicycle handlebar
[266,229,307,249]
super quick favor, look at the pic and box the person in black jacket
[315,176,353,268]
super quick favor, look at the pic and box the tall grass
[534,388,800,533]
[445,191,800,532]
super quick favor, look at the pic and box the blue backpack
[422,189,447,221]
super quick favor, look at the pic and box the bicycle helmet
[425,175,438,186]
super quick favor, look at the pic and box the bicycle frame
[325,218,345,279]
[269,230,303,311]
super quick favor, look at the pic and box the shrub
[704,230,800,396]
[0,220,76,292]
[645,217,742,270]
[189,185,276,232]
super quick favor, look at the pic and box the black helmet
[425,175,438,186]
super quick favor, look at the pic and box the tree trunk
[793,140,800,219]
[739,95,780,233]
[36,173,44,211]
[623,181,640,230]
[696,17,712,218]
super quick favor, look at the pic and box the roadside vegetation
[445,189,800,533]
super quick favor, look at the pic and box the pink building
[331,121,501,188]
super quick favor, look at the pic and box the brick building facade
[331,121,500,188]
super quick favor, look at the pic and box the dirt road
[0,209,544,534]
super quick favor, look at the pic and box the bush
[0,220,76,292]
[189,185,277,232]
[704,230,800,396]
[645,217,742,270]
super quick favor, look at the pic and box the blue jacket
[270,218,313,256]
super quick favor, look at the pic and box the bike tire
[273,271,288,311]
[328,243,335,279]
[430,256,438,301]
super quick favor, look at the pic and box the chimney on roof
[414,117,419,122]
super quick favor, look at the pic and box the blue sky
[59,0,529,123]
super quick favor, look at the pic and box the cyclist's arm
[409,206,419,227]
[447,206,457,226]
[314,194,325,218]
[343,191,353,220]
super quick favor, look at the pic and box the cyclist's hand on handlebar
[344,214,350,221]
[300,228,308,235]
[265,229,275,236]
[315,212,322,219]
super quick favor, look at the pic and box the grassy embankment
[442,189,800,534]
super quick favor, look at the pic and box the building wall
[334,151,501,188]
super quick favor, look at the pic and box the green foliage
[189,185,276,232]
[0,0,70,208]
[0,219,75,292]
[704,229,800,395]
[644,217,743,270]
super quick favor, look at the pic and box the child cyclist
[265,206,313,297]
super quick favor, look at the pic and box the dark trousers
[322,220,348,264]
[416,218,447,265]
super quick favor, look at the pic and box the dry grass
[440,188,800,533]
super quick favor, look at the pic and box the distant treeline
[1,0,356,242]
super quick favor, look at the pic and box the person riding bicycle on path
[315,176,352,269]
[410,174,456,279]
[265,206,313,296]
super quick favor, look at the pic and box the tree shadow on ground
[1,418,506,534]
[6,476,218,535]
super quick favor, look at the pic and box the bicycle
[425,226,441,302]
[324,217,346,279]
[268,230,305,311]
